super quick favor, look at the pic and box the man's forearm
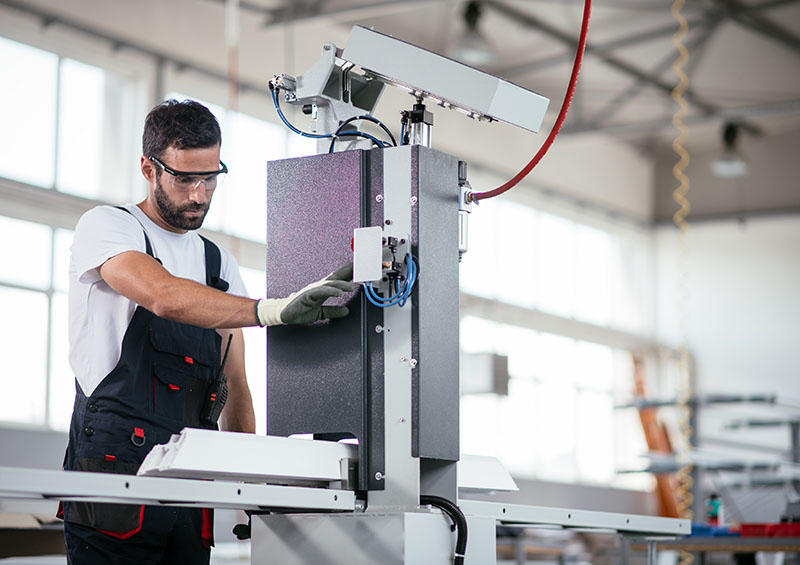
[218,329,255,433]
[152,276,259,329]
[100,250,260,329]
[220,382,256,433]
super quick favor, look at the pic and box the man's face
[151,145,221,232]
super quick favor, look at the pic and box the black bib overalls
[61,210,229,564]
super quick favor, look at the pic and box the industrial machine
[250,25,685,563]
[0,24,688,565]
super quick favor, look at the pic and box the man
[61,99,354,563]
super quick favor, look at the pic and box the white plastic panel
[353,226,383,283]
[137,428,356,484]
[458,454,518,493]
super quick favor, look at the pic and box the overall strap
[114,206,228,291]
[199,235,230,292]
[114,206,156,259]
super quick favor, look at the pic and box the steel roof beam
[562,97,800,137]
[583,17,724,130]
[708,0,800,58]
[486,0,799,78]
[483,0,720,117]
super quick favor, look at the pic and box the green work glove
[256,263,355,326]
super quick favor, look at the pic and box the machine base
[251,510,497,565]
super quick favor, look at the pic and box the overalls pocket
[64,457,144,538]
[153,364,188,423]
[149,318,219,424]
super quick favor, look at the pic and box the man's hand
[256,263,356,326]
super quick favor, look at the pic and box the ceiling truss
[2,0,798,140]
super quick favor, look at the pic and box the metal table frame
[1,465,689,564]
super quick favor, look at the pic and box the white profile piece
[458,454,518,493]
[137,428,356,485]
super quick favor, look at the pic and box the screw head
[410,196,418,205]
[375,325,383,333]
[409,358,418,368]
[375,472,383,481]
[375,194,383,203]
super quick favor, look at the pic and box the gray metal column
[368,146,419,509]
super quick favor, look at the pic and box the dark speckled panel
[266,150,383,492]
[414,147,460,462]
[405,146,460,463]
[266,151,362,297]
[266,151,362,433]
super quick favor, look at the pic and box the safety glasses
[149,155,228,193]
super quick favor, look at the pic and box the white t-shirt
[68,204,249,397]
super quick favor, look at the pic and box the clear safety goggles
[149,155,228,193]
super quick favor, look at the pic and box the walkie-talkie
[201,334,233,427]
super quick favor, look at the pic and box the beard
[154,177,209,231]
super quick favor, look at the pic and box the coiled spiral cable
[671,1,695,563]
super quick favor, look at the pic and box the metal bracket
[275,42,385,153]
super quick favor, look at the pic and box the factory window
[0,36,141,202]
[461,197,652,333]
[49,229,75,430]
[0,216,74,430]
[460,316,649,488]
[0,37,58,188]
[459,193,653,488]
[0,216,53,425]
[56,59,108,200]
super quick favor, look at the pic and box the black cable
[270,81,396,151]
[328,131,389,153]
[339,114,397,146]
[420,495,468,565]
[364,115,397,147]
[328,114,397,153]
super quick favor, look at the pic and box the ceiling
[215,0,800,149]
[4,0,800,151]
[1,0,798,219]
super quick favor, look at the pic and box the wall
[655,214,800,396]
[655,214,800,520]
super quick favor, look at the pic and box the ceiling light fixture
[710,122,749,179]
[448,1,496,67]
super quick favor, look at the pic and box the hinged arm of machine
[270,25,550,154]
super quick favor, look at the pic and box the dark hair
[142,99,222,158]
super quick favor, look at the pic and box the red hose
[472,0,592,202]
